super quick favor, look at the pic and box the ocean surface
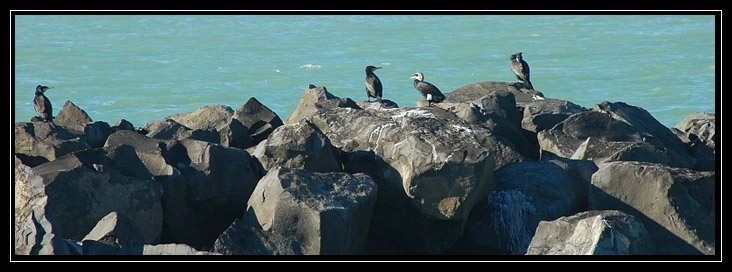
[13,14,717,128]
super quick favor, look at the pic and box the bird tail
[523,80,534,90]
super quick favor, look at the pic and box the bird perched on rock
[365,66,383,103]
[33,85,54,121]
[410,72,445,107]
[510,52,534,90]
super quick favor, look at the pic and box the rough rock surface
[252,119,342,173]
[458,159,595,254]
[307,106,494,254]
[213,167,377,255]
[232,97,284,145]
[526,210,654,255]
[82,211,145,249]
[284,85,360,125]
[588,161,715,255]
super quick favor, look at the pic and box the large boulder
[233,97,284,145]
[588,161,715,255]
[213,167,378,255]
[521,97,588,133]
[526,210,654,255]
[284,84,360,125]
[458,159,595,254]
[54,100,92,127]
[14,149,164,245]
[81,211,145,250]
[445,81,545,109]
[251,119,342,173]
[14,121,91,166]
[537,102,696,168]
[167,104,253,149]
[306,106,494,254]
[672,112,715,171]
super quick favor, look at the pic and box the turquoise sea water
[13,14,717,127]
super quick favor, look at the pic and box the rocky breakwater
[14,81,716,257]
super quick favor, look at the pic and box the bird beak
[374,67,382,70]
[410,75,416,79]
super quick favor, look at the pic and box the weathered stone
[446,81,545,109]
[143,243,219,255]
[112,119,135,131]
[356,99,399,110]
[588,161,715,255]
[159,139,261,249]
[571,137,671,165]
[233,97,284,145]
[82,211,145,249]
[526,210,654,255]
[14,121,91,166]
[15,150,164,245]
[461,159,595,254]
[213,167,378,255]
[307,106,494,254]
[166,104,253,149]
[672,112,715,171]
[522,98,587,133]
[142,118,220,143]
[284,85,361,125]
[83,121,114,148]
[252,119,342,173]
[54,100,92,126]
[594,101,696,168]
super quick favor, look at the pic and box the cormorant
[33,85,53,121]
[510,52,534,90]
[365,66,383,103]
[410,72,445,107]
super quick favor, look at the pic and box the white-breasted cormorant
[410,72,445,107]
[33,85,53,121]
[510,52,534,90]
[365,66,383,103]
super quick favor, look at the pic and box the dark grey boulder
[213,167,377,255]
[54,100,92,127]
[167,104,253,149]
[459,159,595,254]
[526,210,654,255]
[571,137,671,165]
[446,81,545,109]
[81,211,145,250]
[252,119,342,173]
[672,112,715,171]
[14,149,164,245]
[233,97,284,145]
[588,161,715,255]
[522,97,588,133]
[284,85,361,125]
[307,106,494,254]
[14,121,91,167]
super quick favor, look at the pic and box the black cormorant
[33,85,53,121]
[410,72,445,107]
[510,52,534,90]
[365,66,383,103]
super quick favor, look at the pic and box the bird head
[35,85,52,93]
[410,72,424,81]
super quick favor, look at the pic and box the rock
[460,159,595,254]
[307,106,494,254]
[83,121,114,148]
[446,81,545,109]
[252,119,342,173]
[233,97,284,145]
[142,243,219,255]
[159,138,262,249]
[112,119,135,131]
[526,210,654,255]
[82,211,145,249]
[521,98,588,133]
[14,149,164,245]
[588,161,715,255]
[469,125,527,170]
[142,118,220,143]
[54,100,93,127]
[570,137,671,165]
[213,167,378,255]
[594,101,696,168]
[356,99,399,110]
[672,112,715,171]
[167,104,253,149]
[14,121,91,167]
[284,85,361,125]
